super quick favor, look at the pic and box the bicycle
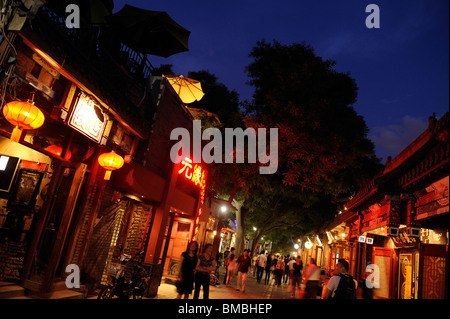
[98,251,147,299]
[209,264,220,286]
[128,263,150,299]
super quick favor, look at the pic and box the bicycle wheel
[133,280,147,299]
[97,286,114,299]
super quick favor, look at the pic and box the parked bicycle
[129,261,150,299]
[209,264,220,286]
[97,250,149,299]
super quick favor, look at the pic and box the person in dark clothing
[264,254,272,284]
[236,249,252,292]
[222,248,230,284]
[290,257,303,298]
[176,241,199,299]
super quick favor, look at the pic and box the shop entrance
[372,247,394,299]
[397,250,419,299]
[162,216,193,278]
[22,161,87,292]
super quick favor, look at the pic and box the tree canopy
[245,40,382,195]
[164,40,383,254]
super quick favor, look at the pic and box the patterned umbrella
[164,75,205,104]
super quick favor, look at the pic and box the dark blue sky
[113,0,449,162]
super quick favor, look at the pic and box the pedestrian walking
[222,247,230,285]
[226,252,237,286]
[290,256,303,298]
[288,256,296,277]
[256,252,267,283]
[303,258,321,299]
[193,243,216,299]
[252,253,258,277]
[275,256,284,286]
[264,254,272,285]
[236,249,252,292]
[322,259,357,299]
[176,241,198,299]
[283,255,290,284]
[271,255,278,284]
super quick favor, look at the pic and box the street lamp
[221,205,227,213]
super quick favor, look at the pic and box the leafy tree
[245,40,382,194]
[239,40,382,253]
[184,48,382,255]
[188,70,242,128]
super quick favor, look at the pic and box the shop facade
[0,2,154,295]
[1,2,218,298]
[323,112,449,299]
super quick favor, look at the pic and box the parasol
[107,4,191,58]
[164,75,205,104]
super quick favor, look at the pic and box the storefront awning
[113,162,167,204]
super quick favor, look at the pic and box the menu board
[0,241,26,282]
[7,169,43,210]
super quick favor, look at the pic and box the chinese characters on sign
[68,93,106,142]
[178,157,207,241]
[178,157,207,204]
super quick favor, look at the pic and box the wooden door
[398,251,419,299]
[22,162,86,292]
[372,247,395,299]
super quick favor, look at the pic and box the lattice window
[422,255,446,299]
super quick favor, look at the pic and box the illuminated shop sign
[68,93,106,143]
[179,157,208,241]
[178,157,207,204]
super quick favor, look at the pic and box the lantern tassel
[104,170,112,180]
[10,126,22,142]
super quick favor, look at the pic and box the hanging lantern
[98,150,124,180]
[2,100,45,142]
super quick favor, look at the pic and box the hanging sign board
[68,92,107,143]
[392,228,419,248]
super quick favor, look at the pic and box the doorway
[163,217,193,278]
[22,161,87,292]
[372,247,394,299]
[398,250,419,299]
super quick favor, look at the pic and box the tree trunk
[233,199,245,258]
[251,232,262,256]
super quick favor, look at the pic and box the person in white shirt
[256,252,267,283]
[322,259,357,299]
[302,258,321,299]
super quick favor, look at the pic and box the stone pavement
[153,267,297,300]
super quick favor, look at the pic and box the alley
[153,268,299,300]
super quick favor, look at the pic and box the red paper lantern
[3,100,45,142]
[98,151,124,180]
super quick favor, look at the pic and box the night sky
[112,0,449,162]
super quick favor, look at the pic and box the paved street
[153,267,297,300]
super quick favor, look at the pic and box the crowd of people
[175,242,366,299]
